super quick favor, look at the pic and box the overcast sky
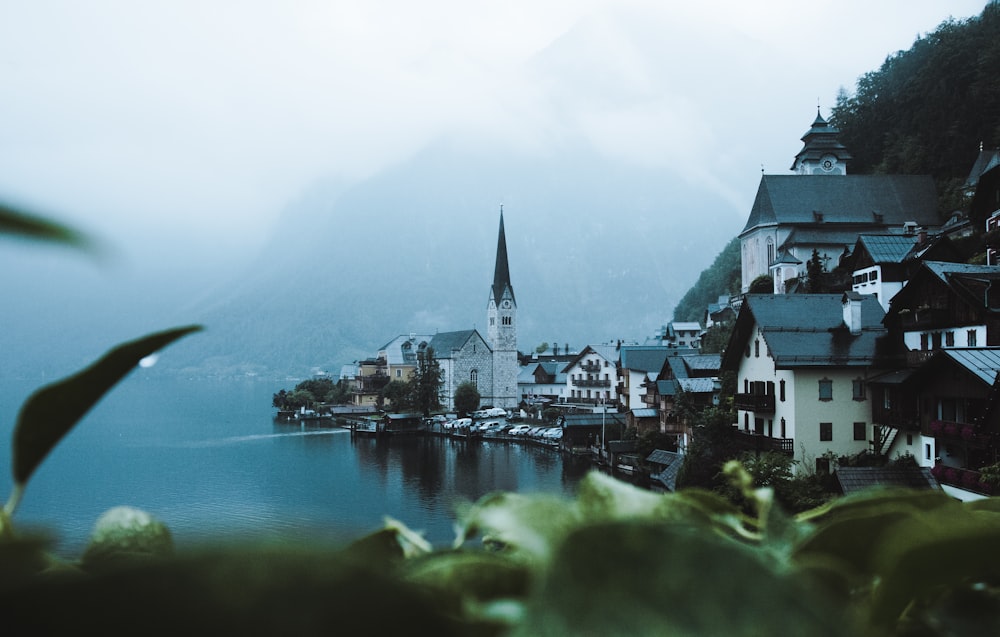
[0,1,990,274]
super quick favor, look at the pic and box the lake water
[0,376,591,558]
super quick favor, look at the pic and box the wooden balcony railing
[733,429,793,455]
[734,393,775,413]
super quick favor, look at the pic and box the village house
[721,293,895,474]
[562,344,619,407]
[848,232,962,312]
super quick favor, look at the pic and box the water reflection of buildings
[351,436,578,515]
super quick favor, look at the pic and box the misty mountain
[162,138,744,378]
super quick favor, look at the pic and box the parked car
[543,427,563,440]
[508,424,532,436]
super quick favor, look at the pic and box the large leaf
[0,202,95,253]
[10,325,202,489]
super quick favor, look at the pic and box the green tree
[535,342,549,354]
[411,347,443,416]
[805,249,826,293]
[675,405,740,491]
[379,380,410,411]
[453,381,480,416]
[747,274,773,294]
[699,321,733,355]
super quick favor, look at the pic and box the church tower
[487,209,518,409]
[791,109,852,175]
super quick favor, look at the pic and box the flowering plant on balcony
[960,425,976,441]
[962,470,981,488]
[929,420,943,434]
[944,468,959,484]
[931,463,944,478]
[943,422,958,437]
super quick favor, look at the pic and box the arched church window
[470,369,478,384]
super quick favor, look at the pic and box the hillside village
[320,109,1000,505]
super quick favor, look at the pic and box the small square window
[852,379,865,401]
[945,332,955,347]
[968,330,978,347]
[819,379,833,401]
[820,422,833,441]
[853,422,866,441]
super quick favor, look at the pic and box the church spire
[491,207,515,306]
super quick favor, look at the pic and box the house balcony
[734,393,775,413]
[573,378,612,388]
[931,464,996,496]
[926,420,992,445]
[897,307,951,331]
[580,362,602,373]
[733,429,794,456]
[871,405,919,430]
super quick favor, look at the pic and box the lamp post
[601,396,606,464]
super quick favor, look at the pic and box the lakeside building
[345,212,519,411]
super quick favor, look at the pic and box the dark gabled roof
[966,148,1000,188]
[722,294,888,370]
[646,449,683,491]
[429,330,488,357]
[939,349,1000,386]
[742,174,939,234]
[854,234,921,265]
[888,261,1000,319]
[631,408,658,418]
[562,412,626,428]
[835,467,940,495]
[656,379,679,396]
[678,378,717,394]
[782,227,893,252]
[620,346,670,374]
[683,354,721,374]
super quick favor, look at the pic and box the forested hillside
[673,2,1000,323]
[671,237,740,323]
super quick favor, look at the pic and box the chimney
[553,343,559,356]
[918,228,928,245]
[842,292,863,335]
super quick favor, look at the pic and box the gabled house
[869,348,1000,501]
[704,295,736,329]
[883,261,1000,357]
[642,351,721,451]
[618,345,670,413]
[563,344,618,407]
[517,360,568,409]
[721,293,896,474]
[653,322,703,349]
[849,233,963,311]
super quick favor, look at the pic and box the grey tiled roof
[723,294,888,370]
[646,449,683,491]
[855,234,920,264]
[940,349,1000,385]
[835,467,940,495]
[678,378,717,393]
[620,346,670,374]
[631,408,658,418]
[743,174,939,234]
[683,355,721,373]
[429,330,487,358]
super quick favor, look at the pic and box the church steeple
[491,207,516,307]
[487,207,517,409]
[791,108,852,175]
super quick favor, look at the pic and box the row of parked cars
[506,424,563,440]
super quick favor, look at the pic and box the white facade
[851,265,904,312]
[735,322,880,473]
[903,325,987,351]
[564,349,617,406]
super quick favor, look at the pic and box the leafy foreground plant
[4,437,1000,636]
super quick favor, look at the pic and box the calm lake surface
[0,377,591,558]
